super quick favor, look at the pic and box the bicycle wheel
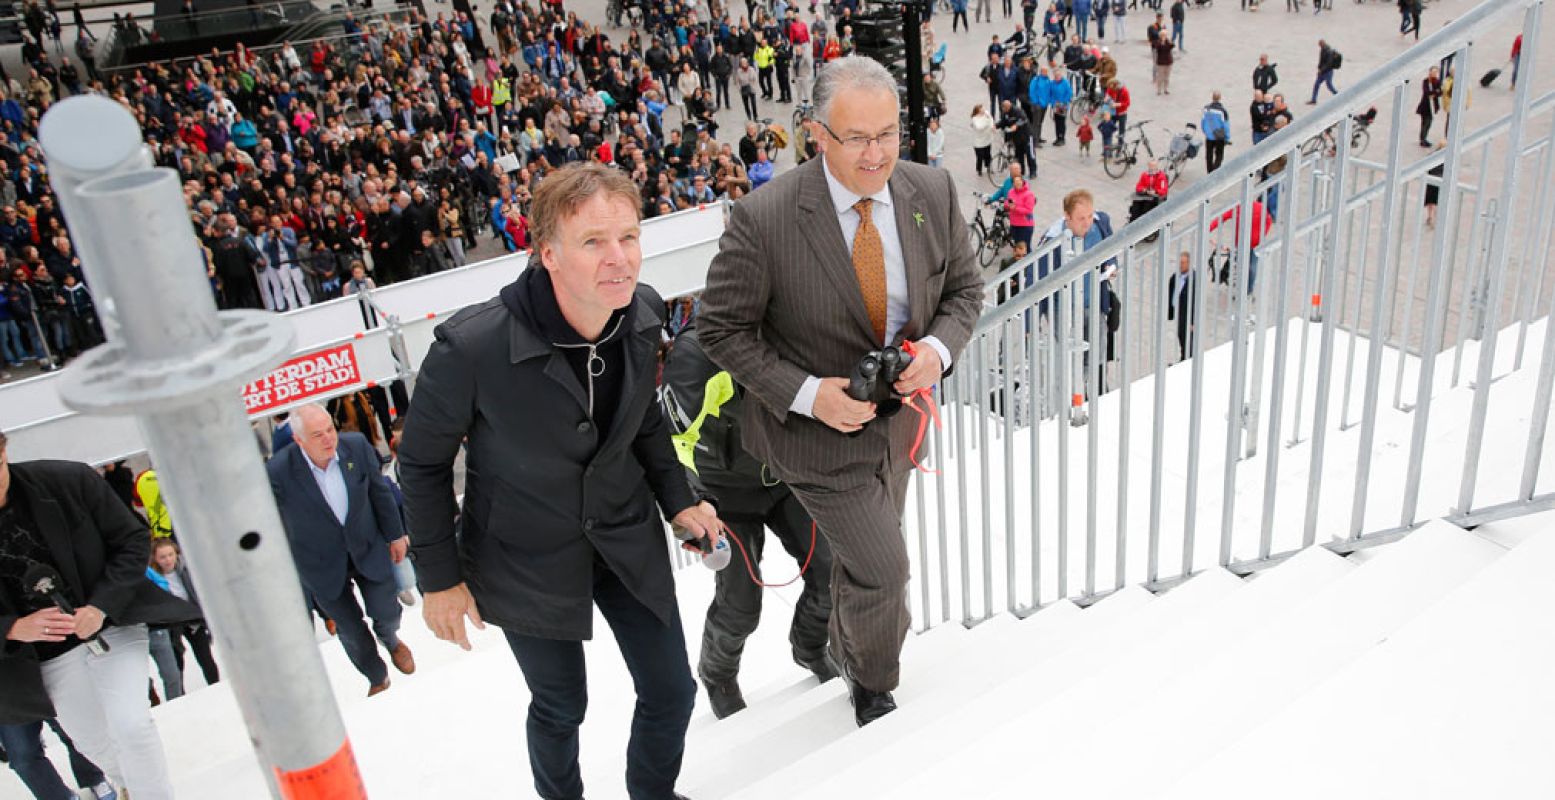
[969,223,986,265]
[1069,95,1092,124]
[1300,135,1324,158]
[988,151,1010,186]
[1103,146,1131,179]
[982,221,1007,267]
[1350,127,1371,155]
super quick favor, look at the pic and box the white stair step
[682,600,1092,797]
[1161,513,1555,800]
[836,546,1349,800]
[904,519,1506,797]
[761,577,1232,800]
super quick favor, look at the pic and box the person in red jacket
[1511,34,1522,89]
[1209,199,1271,293]
[471,82,494,127]
[1105,78,1131,133]
[1135,160,1169,199]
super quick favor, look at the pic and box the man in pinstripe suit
[699,56,984,726]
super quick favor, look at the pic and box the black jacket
[398,273,697,640]
[660,326,766,493]
[1,461,200,725]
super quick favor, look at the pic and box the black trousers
[505,557,695,800]
[1205,139,1227,172]
[741,89,759,121]
[777,67,791,102]
[952,9,968,29]
[697,483,833,684]
[758,66,774,98]
[975,145,993,174]
[1031,105,1048,143]
[314,566,403,687]
[1052,109,1067,143]
[715,76,731,108]
[1418,110,1433,144]
[174,623,221,686]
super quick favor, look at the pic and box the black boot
[702,677,747,720]
[795,650,839,682]
[825,646,897,727]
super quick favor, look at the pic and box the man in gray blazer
[268,404,414,696]
[699,56,984,726]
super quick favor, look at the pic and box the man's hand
[72,605,105,640]
[671,501,722,549]
[813,377,876,433]
[894,343,944,396]
[423,583,485,651]
[7,608,77,643]
[388,536,409,564]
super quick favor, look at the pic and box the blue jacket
[1033,212,1119,313]
[1050,75,1074,106]
[267,432,405,597]
[1073,0,1092,16]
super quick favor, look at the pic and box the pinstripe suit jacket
[699,157,984,487]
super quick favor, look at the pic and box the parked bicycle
[1301,107,1377,158]
[755,117,784,163]
[1103,120,1158,180]
[969,191,1012,268]
[1163,123,1201,186]
[986,139,1022,187]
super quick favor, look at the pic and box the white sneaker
[397,589,418,607]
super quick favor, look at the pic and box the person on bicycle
[1135,160,1170,200]
[997,100,1037,177]
[1105,78,1131,133]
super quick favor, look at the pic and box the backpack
[1331,50,1343,69]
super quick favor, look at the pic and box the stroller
[1129,192,1164,243]
[1164,123,1201,185]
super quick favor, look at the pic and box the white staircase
[10,318,1550,800]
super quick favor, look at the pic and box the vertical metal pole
[1085,264,1102,598]
[1337,201,1373,431]
[1028,311,1043,607]
[933,382,950,624]
[1457,3,1543,516]
[37,96,154,339]
[1392,180,1425,411]
[1147,226,1171,586]
[1400,42,1475,529]
[1288,168,1327,446]
[1450,144,1496,387]
[976,335,993,619]
[954,352,972,624]
[1259,147,1304,559]
[1510,138,1553,370]
[50,135,361,799]
[1002,317,1017,614]
[1114,246,1132,591]
[1219,175,1255,567]
[1183,203,1210,578]
[1302,115,1356,548]
[914,452,930,628]
[1348,83,1411,541]
[1518,284,1555,502]
[1057,283,1072,599]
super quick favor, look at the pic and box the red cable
[717,520,818,588]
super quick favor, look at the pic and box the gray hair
[813,56,899,126]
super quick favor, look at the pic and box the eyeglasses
[817,120,902,153]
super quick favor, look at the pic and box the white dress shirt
[790,159,954,417]
[306,453,350,525]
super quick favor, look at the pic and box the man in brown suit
[699,56,984,726]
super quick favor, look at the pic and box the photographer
[1,430,198,800]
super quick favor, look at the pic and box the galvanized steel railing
[908,0,1555,630]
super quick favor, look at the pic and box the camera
[843,343,916,431]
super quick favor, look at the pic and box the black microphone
[23,565,110,654]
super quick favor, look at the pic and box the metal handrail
[983,0,1532,334]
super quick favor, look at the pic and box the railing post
[1456,1,1544,517]
[1147,224,1172,586]
[1400,41,1476,530]
[1348,83,1411,540]
[1259,144,1305,560]
[44,104,363,800]
[1182,202,1211,578]
[1219,174,1256,567]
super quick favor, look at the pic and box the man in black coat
[0,431,197,800]
[399,163,722,800]
[268,404,413,696]
[661,326,835,720]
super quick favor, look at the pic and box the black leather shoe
[825,646,898,727]
[795,651,838,683]
[702,678,747,720]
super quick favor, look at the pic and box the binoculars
[844,344,915,427]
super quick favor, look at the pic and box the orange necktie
[852,198,887,344]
